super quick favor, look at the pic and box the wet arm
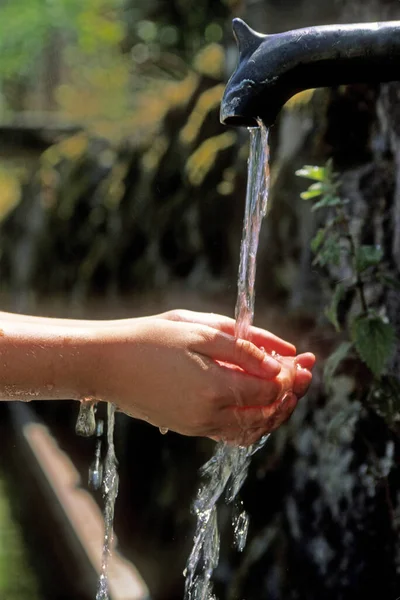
[0,319,95,402]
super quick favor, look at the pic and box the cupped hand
[92,311,315,446]
[160,309,315,444]
[217,351,314,446]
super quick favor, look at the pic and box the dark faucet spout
[220,18,400,127]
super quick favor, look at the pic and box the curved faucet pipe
[220,18,400,127]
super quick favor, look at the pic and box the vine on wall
[296,161,400,430]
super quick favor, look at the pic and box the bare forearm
[0,311,104,328]
[0,320,95,402]
[0,311,152,329]
[0,309,314,445]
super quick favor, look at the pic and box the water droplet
[96,419,104,437]
[159,427,168,435]
[89,464,103,490]
[46,383,54,392]
[233,510,249,552]
[75,401,96,437]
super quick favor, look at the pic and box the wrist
[59,325,106,401]
[0,321,98,402]
[87,320,147,416]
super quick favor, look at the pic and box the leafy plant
[296,160,396,388]
[0,0,125,79]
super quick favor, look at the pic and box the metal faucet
[220,18,400,127]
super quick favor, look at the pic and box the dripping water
[89,419,104,491]
[96,403,119,600]
[75,400,96,437]
[184,121,271,600]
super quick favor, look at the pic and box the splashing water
[96,403,119,600]
[184,122,272,600]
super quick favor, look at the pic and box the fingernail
[262,355,281,375]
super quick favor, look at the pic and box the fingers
[295,352,316,370]
[293,367,312,398]
[192,328,282,379]
[214,392,298,446]
[233,391,297,430]
[248,327,296,356]
[165,310,296,356]
[222,367,282,407]
[293,353,315,398]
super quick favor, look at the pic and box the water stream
[76,120,273,600]
[75,397,119,598]
[96,403,119,600]
[184,121,272,600]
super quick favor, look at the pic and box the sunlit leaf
[295,165,325,181]
[300,182,323,200]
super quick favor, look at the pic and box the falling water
[75,400,96,437]
[184,121,271,600]
[96,403,119,600]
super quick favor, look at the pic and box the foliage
[0,0,135,139]
[296,160,397,423]
[128,0,232,58]
[0,0,124,78]
[0,0,229,141]
[351,314,395,378]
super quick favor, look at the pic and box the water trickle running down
[89,419,104,491]
[184,121,271,600]
[96,403,119,600]
[75,400,96,437]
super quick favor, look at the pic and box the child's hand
[92,311,315,445]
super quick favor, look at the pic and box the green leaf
[301,187,323,200]
[325,283,346,331]
[313,234,341,267]
[311,195,343,212]
[324,341,353,386]
[355,245,383,273]
[350,315,396,377]
[300,181,323,201]
[310,228,326,253]
[295,165,325,181]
